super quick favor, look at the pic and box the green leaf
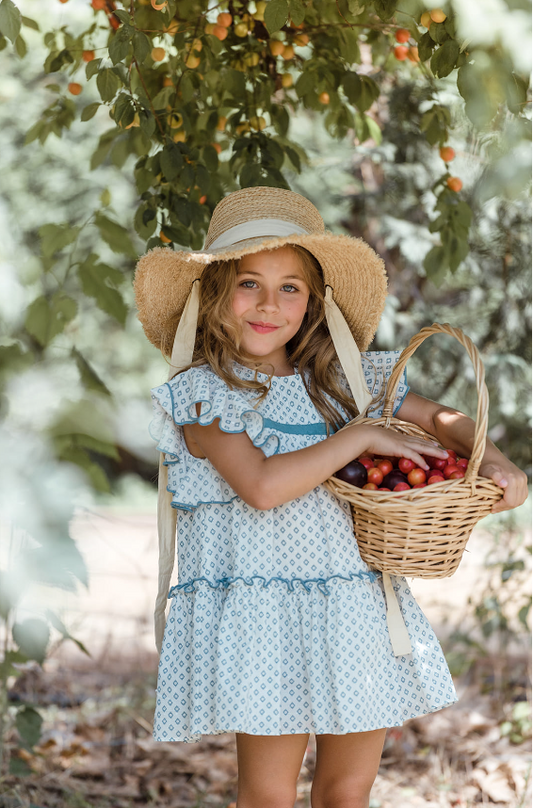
[295,69,315,97]
[109,24,133,65]
[374,0,396,21]
[423,244,448,285]
[14,32,26,57]
[288,0,305,26]
[264,0,289,34]
[428,20,449,44]
[81,102,100,121]
[337,28,360,63]
[21,14,39,30]
[58,444,110,492]
[113,8,131,25]
[133,30,151,64]
[25,293,78,346]
[418,31,434,62]
[86,57,102,80]
[16,706,43,750]
[160,143,183,181]
[72,348,111,396]
[0,649,28,679]
[97,68,121,102]
[39,222,79,258]
[225,68,246,96]
[77,254,128,324]
[94,212,137,257]
[24,119,43,145]
[45,609,91,656]
[506,73,529,115]
[13,618,50,664]
[430,39,460,79]
[0,0,21,44]
[365,115,382,145]
[9,757,32,777]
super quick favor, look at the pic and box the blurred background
[0,0,531,805]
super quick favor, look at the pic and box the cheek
[231,289,248,316]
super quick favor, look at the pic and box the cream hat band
[209,218,309,249]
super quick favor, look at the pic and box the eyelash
[239,281,299,293]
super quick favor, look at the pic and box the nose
[256,286,280,312]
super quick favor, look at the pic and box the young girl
[134,187,527,808]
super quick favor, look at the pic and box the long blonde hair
[183,244,360,433]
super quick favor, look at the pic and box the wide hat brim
[134,231,388,357]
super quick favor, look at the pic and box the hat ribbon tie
[155,280,200,652]
[208,219,308,250]
[323,286,373,415]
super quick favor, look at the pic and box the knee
[311,778,373,808]
[237,783,297,808]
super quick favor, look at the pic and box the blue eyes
[239,281,299,292]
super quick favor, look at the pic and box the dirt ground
[2,508,531,807]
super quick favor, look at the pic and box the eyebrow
[236,271,304,280]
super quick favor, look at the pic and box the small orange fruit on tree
[68,82,82,95]
[446,177,462,192]
[151,47,166,61]
[281,73,293,88]
[91,0,106,9]
[282,44,295,60]
[318,91,330,104]
[430,8,446,23]
[395,28,410,43]
[212,25,228,40]
[217,12,232,27]
[407,46,420,62]
[439,146,456,162]
[82,50,95,62]
[269,40,285,56]
[394,45,409,60]
[235,22,248,37]
[293,33,309,46]
[185,53,201,68]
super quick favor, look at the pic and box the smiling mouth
[248,322,280,333]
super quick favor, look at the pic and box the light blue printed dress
[150,352,457,742]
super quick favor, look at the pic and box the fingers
[486,466,529,513]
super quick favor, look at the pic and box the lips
[248,322,280,333]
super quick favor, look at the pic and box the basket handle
[381,323,489,485]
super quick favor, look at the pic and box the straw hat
[135,186,391,653]
[134,186,388,357]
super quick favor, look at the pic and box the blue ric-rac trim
[169,571,377,598]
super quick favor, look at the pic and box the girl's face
[232,246,310,373]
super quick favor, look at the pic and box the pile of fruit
[335,449,468,491]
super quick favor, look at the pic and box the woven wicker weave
[324,323,503,578]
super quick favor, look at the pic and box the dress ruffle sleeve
[149,366,281,512]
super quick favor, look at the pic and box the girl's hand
[478,459,529,513]
[352,425,448,471]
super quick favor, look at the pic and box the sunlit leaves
[97,68,121,102]
[39,223,79,258]
[264,0,289,34]
[430,39,460,79]
[0,0,21,43]
[77,253,128,324]
[25,293,78,346]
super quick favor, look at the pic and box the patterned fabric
[150,354,457,742]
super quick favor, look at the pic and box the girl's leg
[310,728,387,808]
[235,732,310,808]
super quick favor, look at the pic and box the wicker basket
[324,323,503,579]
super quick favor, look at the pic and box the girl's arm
[183,404,448,510]
[396,392,528,513]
